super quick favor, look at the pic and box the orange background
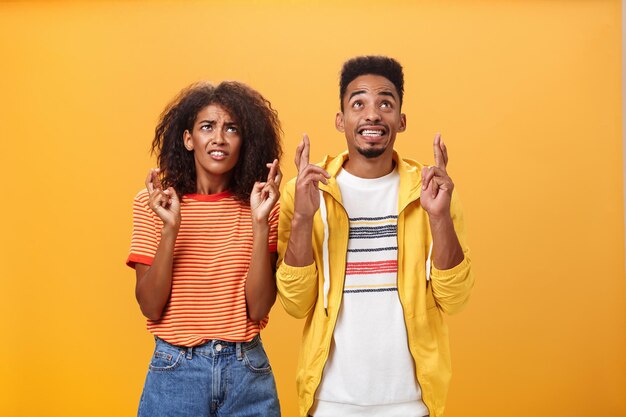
[0,1,624,416]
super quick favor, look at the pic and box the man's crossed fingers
[421,133,453,199]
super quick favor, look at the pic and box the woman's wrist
[252,218,270,234]
[160,224,180,239]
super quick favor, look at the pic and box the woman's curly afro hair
[151,81,282,203]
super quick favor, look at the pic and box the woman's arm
[134,169,181,321]
[246,160,282,322]
[245,222,278,322]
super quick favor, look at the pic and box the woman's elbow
[247,296,276,323]
[136,294,164,321]
[248,306,271,323]
[140,308,162,321]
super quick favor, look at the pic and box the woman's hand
[250,159,282,223]
[145,168,181,233]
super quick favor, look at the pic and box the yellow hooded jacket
[276,151,474,417]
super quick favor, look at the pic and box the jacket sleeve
[430,192,475,315]
[275,180,319,319]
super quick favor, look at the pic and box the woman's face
[183,104,242,185]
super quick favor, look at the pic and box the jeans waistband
[154,334,261,360]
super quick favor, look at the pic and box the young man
[276,56,474,417]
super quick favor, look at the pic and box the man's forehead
[345,74,399,98]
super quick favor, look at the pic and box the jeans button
[215,344,222,352]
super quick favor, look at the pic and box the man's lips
[357,125,387,138]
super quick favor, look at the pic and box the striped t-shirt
[312,167,428,417]
[126,188,279,346]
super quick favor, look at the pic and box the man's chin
[356,146,387,159]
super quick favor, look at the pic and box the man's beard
[356,145,386,159]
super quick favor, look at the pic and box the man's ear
[335,112,345,132]
[398,113,407,132]
[183,130,193,150]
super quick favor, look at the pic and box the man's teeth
[210,151,225,156]
[360,129,384,137]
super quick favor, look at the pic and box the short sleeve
[268,202,280,253]
[126,189,161,268]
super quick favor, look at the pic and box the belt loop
[236,342,243,361]
[186,346,193,360]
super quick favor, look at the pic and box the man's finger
[433,133,446,170]
[301,165,330,180]
[441,139,448,168]
[294,140,304,171]
[422,166,434,190]
[300,134,311,170]
[431,178,438,199]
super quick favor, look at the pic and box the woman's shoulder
[133,188,150,202]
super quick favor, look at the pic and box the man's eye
[201,124,212,130]
[352,101,363,108]
[381,101,391,108]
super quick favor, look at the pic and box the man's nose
[365,106,382,122]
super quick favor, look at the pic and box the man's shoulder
[395,153,426,171]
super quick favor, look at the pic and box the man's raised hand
[293,134,330,218]
[420,133,454,219]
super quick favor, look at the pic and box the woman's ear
[183,130,193,151]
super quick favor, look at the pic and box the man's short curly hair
[339,56,404,111]
[151,81,282,203]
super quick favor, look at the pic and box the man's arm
[276,135,330,318]
[421,134,474,314]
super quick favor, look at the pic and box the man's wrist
[291,212,314,229]
[428,212,453,231]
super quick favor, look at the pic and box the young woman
[127,81,282,417]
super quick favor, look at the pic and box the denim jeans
[138,335,280,417]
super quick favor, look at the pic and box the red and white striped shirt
[127,188,279,346]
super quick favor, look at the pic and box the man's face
[336,74,406,159]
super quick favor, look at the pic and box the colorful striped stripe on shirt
[127,189,279,346]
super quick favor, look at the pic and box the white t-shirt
[310,167,429,417]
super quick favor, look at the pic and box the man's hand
[293,134,330,219]
[420,133,464,270]
[420,133,453,219]
[284,134,330,267]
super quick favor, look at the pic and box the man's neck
[342,150,395,179]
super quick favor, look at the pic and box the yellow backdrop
[1,1,624,416]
